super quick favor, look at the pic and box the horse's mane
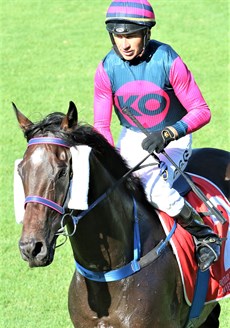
[24,112,146,198]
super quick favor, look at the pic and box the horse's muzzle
[19,237,56,267]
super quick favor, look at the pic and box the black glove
[142,127,177,153]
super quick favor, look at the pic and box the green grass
[0,1,229,327]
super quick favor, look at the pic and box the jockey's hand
[142,127,177,154]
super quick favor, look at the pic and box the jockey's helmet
[105,0,156,35]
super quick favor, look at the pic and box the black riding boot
[175,201,221,272]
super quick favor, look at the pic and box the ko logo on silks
[114,80,170,129]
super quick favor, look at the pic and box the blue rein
[24,136,177,282]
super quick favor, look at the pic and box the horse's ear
[61,101,78,130]
[12,102,33,131]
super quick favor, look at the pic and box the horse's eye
[17,161,23,177]
[57,168,67,179]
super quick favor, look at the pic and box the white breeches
[117,127,192,217]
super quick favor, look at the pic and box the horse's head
[14,101,78,267]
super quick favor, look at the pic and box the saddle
[160,172,230,305]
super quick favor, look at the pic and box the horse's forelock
[24,112,65,140]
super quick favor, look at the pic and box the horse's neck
[68,151,164,271]
[69,153,135,271]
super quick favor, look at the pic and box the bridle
[24,137,76,241]
[25,137,71,215]
[24,136,158,238]
[24,136,146,238]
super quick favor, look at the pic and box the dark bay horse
[14,101,229,328]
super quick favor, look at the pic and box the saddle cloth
[158,173,230,306]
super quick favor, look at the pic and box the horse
[13,101,229,328]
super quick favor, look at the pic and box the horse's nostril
[19,239,47,261]
[32,241,43,257]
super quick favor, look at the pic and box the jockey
[93,0,221,271]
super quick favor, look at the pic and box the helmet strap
[140,28,151,56]
[109,33,124,59]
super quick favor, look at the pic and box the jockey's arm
[169,56,211,138]
[94,61,115,146]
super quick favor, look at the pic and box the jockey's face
[113,31,145,61]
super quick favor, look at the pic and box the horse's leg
[68,273,79,327]
[199,303,220,328]
[68,272,113,328]
[68,272,91,328]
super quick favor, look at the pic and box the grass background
[0,1,229,327]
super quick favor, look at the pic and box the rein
[25,137,156,229]
[24,136,176,281]
[122,107,227,224]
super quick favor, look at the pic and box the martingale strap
[75,199,177,282]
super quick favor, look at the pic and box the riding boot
[175,201,221,272]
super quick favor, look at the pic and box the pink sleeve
[94,61,114,146]
[169,57,211,134]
